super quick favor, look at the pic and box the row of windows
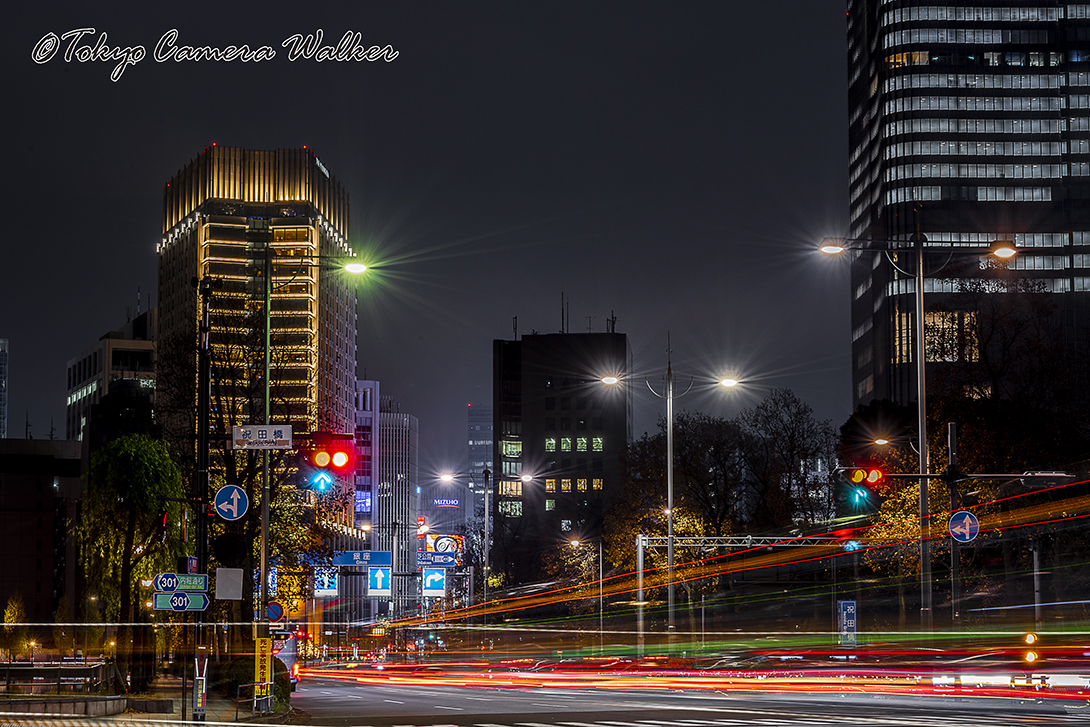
[925,231,1077,247]
[885,96,1063,113]
[545,436,604,453]
[885,185,1053,204]
[885,73,1063,92]
[887,163,1067,181]
[885,51,1072,70]
[886,277,1090,297]
[545,417,604,431]
[885,141,1070,160]
[544,478,604,493]
[882,5,1062,23]
[887,118,1065,135]
[885,29,1052,49]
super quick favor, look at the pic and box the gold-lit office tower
[157,146,358,438]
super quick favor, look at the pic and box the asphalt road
[292,677,1090,727]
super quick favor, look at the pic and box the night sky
[3,2,851,471]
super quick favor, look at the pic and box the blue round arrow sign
[214,485,249,521]
[949,510,980,543]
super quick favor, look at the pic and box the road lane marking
[466,697,493,701]
[434,705,466,711]
[384,699,405,704]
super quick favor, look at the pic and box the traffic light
[1022,632,1040,664]
[835,466,885,513]
[296,432,354,491]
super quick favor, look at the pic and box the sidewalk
[113,675,291,724]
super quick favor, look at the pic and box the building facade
[0,440,83,623]
[370,397,419,618]
[65,309,157,441]
[846,1,1090,409]
[0,339,7,439]
[492,332,631,586]
[157,146,358,437]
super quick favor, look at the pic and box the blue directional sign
[838,599,857,647]
[214,485,249,521]
[421,568,446,597]
[154,592,210,612]
[949,510,980,543]
[368,567,392,597]
[417,552,457,568]
[333,551,392,567]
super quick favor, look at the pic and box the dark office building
[492,332,631,586]
[846,1,1090,409]
[0,440,83,623]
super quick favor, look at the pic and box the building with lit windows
[846,1,1090,409]
[65,309,156,441]
[157,146,358,437]
[492,332,631,586]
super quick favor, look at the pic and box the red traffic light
[307,432,354,473]
[847,467,884,485]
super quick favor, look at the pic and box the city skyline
[2,3,851,468]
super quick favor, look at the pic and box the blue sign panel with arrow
[214,485,248,521]
[368,567,392,597]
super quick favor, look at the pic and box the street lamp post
[820,228,1015,631]
[246,219,366,642]
[602,346,738,637]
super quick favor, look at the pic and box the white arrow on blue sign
[421,568,446,597]
[949,510,980,543]
[214,485,249,521]
[368,567,392,596]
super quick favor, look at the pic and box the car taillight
[292,663,299,678]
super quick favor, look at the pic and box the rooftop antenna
[513,316,518,340]
[25,411,32,440]
[136,286,141,315]
[50,419,56,441]
[607,311,618,334]
[586,316,595,333]
[560,292,565,333]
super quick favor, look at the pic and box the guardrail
[235,681,274,719]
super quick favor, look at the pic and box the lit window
[561,479,572,492]
[576,437,588,452]
[545,499,555,511]
[592,478,603,490]
[545,478,557,492]
[561,438,572,452]
[592,437,604,452]
[577,479,588,491]
[502,440,522,458]
[499,480,523,497]
[545,437,556,452]
[499,501,523,517]
[561,519,572,532]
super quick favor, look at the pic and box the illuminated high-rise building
[157,146,358,437]
[846,1,1090,408]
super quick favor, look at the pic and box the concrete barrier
[0,696,127,716]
